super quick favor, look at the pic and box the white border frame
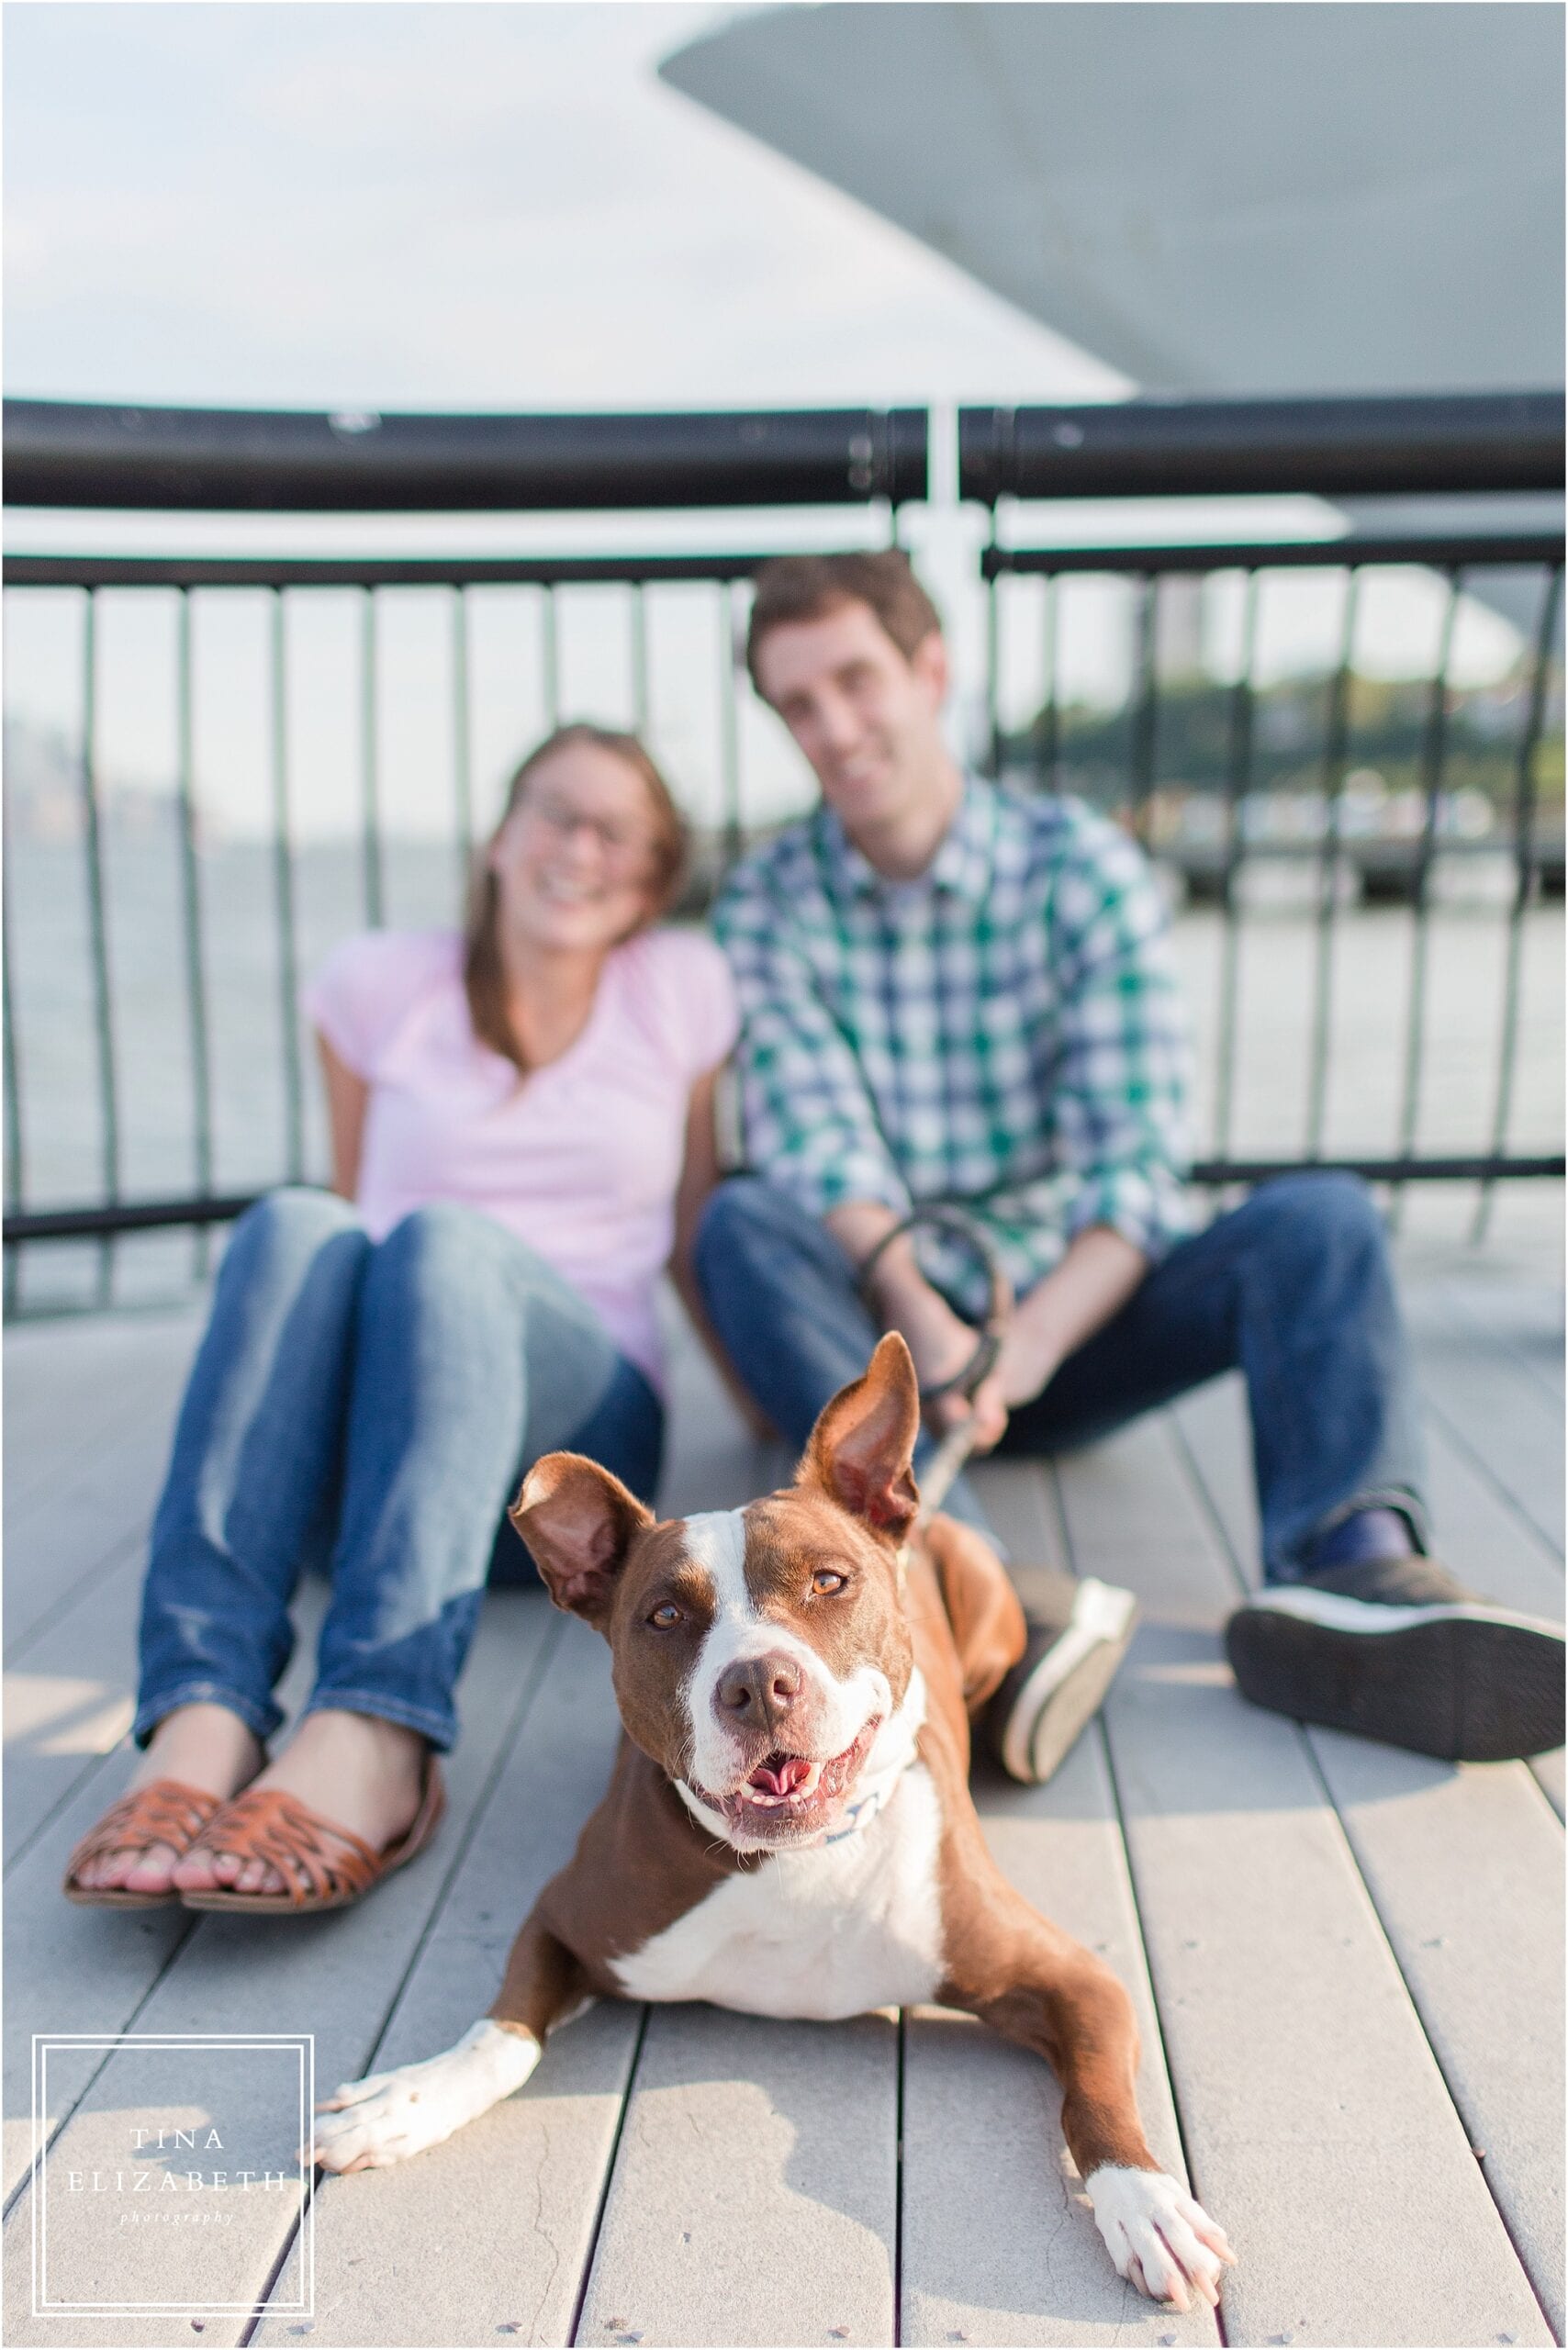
[31,2031,315,2316]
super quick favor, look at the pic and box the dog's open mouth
[706,1717,883,1841]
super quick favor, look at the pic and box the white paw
[309,2020,539,2174]
[1083,2165,1235,2310]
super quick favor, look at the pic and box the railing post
[270,588,305,1184]
[1212,573,1259,1170]
[718,579,745,875]
[1305,570,1361,1158]
[1392,571,1462,1225]
[1474,563,1565,1240]
[80,588,120,1306]
[452,583,474,890]
[2,789,23,1316]
[174,588,215,1279]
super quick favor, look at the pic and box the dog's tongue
[749,1754,813,1798]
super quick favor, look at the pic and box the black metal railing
[4,393,1562,1312]
[977,533,1563,1236]
[6,399,929,511]
[958,391,1564,503]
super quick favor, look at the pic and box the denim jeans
[694,1171,1428,1583]
[135,1189,663,1753]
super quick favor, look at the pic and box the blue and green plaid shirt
[712,776,1192,1315]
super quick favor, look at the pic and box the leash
[857,1206,1012,1529]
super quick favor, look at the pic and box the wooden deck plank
[1307,1731,1565,2338]
[1,1310,196,1499]
[3,1400,181,1662]
[4,1587,552,2344]
[263,2002,636,2350]
[900,1729,1218,2347]
[1406,1288,1565,1558]
[1428,1271,1564,1410]
[3,1350,139,1514]
[253,1614,642,2349]
[651,1287,778,1521]
[1057,1414,1552,2349]
[579,2003,898,2350]
[970,1457,1067,1584]
[1419,1416,1564,1623]
[3,1546,141,1870]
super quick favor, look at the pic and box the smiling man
[695,550,1565,1783]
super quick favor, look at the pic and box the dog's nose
[716,1651,803,1732]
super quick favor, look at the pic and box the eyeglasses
[522,795,658,866]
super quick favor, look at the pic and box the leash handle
[856,1206,1012,1409]
[855,1206,1014,1528]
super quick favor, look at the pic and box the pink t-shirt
[303,926,739,1392]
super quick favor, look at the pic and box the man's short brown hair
[745,552,944,692]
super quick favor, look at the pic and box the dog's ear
[510,1452,654,1626]
[799,1331,921,1539]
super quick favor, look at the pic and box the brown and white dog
[314,1335,1234,2311]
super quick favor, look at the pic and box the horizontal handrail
[983,532,1567,577]
[8,1155,1564,1246]
[1191,1157,1566,1185]
[6,1195,263,1243]
[961,392,1565,504]
[11,394,1558,517]
[3,401,929,512]
[9,533,1562,597]
[3,551,795,591]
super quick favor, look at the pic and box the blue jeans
[694,1172,1428,1583]
[135,1190,662,1753]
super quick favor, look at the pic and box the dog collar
[672,1754,913,1849]
[819,1750,909,1844]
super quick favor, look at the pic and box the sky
[2,0,1126,826]
[4,1,1126,414]
[2,1,1528,837]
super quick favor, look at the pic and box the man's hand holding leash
[839,1203,1148,1464]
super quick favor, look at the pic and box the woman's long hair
[463,723,688,1072]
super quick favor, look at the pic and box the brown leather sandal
[62,1778,229,1909]
[176,1759,445,1915]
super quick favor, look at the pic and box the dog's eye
[648,1602,683,1629]
[811,1570,846,1597]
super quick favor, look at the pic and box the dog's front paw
[1083,2165,1235,2310]
[309,2020,540,2174]
[313,2065,447,2173]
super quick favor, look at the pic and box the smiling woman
[62,721,743,1920]
[463,725,688,1071]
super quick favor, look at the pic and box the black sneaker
[983,1572,1139,1785]
[1225,1555,1566,1762]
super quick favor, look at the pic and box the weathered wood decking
[4,1259,1563,2348]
